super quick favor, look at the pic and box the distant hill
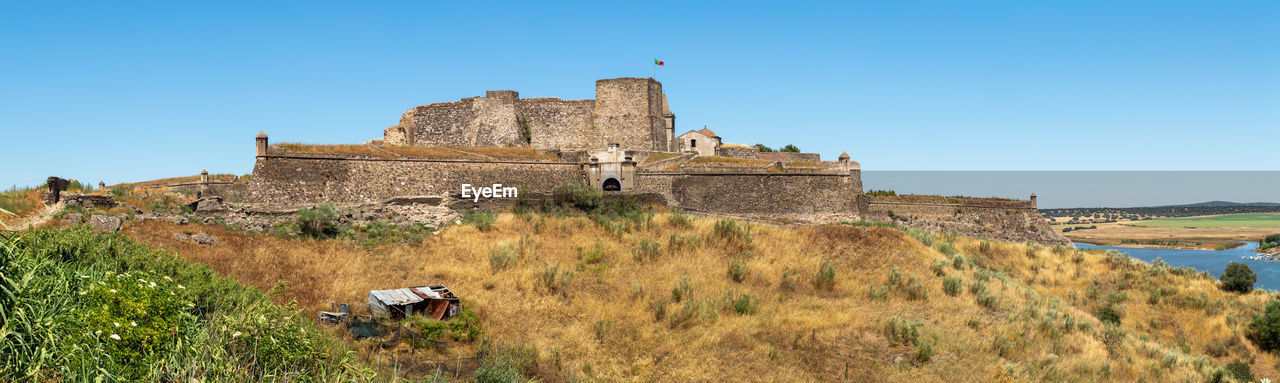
[1041,202,1280,218]
[1157,201,1280,208]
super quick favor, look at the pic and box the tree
[755,144,775,153]
[1249,301,1280,352]
[1220,262,1257,294]
[779,144,800,153]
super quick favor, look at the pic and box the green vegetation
[755,144,774,152]
[0,226,368,381]
[296,202,340,237]
[779,144,801,153]
[463,210,498,231]
[1220,262,1257,293]
[865,189,897,197]
[1131,213,1280,228]
[1262,233,1280,251]
[1250,301,1280,352]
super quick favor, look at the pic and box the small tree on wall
[755,144,774,152]
[780,144,800,153]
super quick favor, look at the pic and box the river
[1075,241,1275,290]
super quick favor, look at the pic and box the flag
[654,59,664,66]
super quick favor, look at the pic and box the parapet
[485,90,519,100]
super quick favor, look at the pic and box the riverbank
[1053,217,1278,250]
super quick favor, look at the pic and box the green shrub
[883,317,921,345]
[728,258,748,283]
[976,292,998,310]
[1220,262,1257,293]
[930,259,949,276]
[1222,360,1254,382]
[671,276,694,302]
[969,280,987,296]
[489,244,518,272]
[951,254,967,269]
[463,210,498,231]
[1248,301,1280,352]
[552,183,602,211]
[913,341,934,364]
[667,233,701,254]
[475,342,537,383]
[632,238,661,262]
[712,218,753,250]
[725,290,758,315]
[1095,305,1122,325]
[650,299,668,322]
[667,212,692,229]
[539,264,574,295]
[935,241,956,256]
[812,260,836,291]
[904,276,928,300]
[942,277,962,296]
[295,202,340,238]
[668,300,702,329]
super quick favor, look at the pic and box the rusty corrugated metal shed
[369,288,423,306]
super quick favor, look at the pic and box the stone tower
[592,78,672,152]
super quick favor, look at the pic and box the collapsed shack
[368,285,460,321]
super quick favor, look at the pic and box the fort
[203,77,1065,244]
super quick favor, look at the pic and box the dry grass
[641,153,680,165]
[784,161,826,168]
[685,156,773,167]
[115,212,1280,381]
[277,143,559,162]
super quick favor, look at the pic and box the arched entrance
[601,178,622,191]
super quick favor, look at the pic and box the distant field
[1129,213,1280,228]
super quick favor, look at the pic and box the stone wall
[245,154,585,205]
[717,146,760,159]
[634,167,862,221]
[384,77,672,152]
[516,98,595,150]
[760,152,821,163]
[863,195,1069,245]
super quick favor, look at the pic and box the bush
[725,290,758,315]
[1222,360,1254,382]
[1248,301,1280,352]
[712,218,753,250]
[942,277,962,296]
[1095,306,1122,325]
[667,212,692,228]
[539,264,573,295]
[812,260,836,291]
[727,258,748,283]
[913,341,934,364]
[779,268,798,291]
[295,202,339,238]
[883,317,921,345]
[489,244,518,272]
[779,144,800,153]
[1220,262,1257,294]
[671,276,694,302]
[632,239,661,262]
[667,233,701,254]
[463,210,498,231]
[930,259,949,276]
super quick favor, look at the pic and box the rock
[203,217,217,225]
[190,233,216,245]
[163,215,189,225]
[188,197,228,212]
[88,215,121,233]
[45,176,70,204]
[62,193,118,208]
[173,232,190,241]
[63,213,84,225]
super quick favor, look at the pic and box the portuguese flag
[654,59,664,66]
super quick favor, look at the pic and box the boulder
[203,217,217,225]
[190,233,216,245]
[62,194,118,209]
[163,215,189,225]
[88,215,121,233]
[173,232,190,241]
[188,197,228,212]
[63,213,84,225]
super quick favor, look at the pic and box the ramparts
[861,195,1070,245]
[385,78,674,152]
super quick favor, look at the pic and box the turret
[256,131,268,158]
[838,152,850,163]
[200,169,209,184]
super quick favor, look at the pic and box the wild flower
[114,322,121,327]
[109,334,121,340]
[177,284,185,289]
[149,281,156,288]
[109,289,117,293]
[130,321,137,327]
[232,331,243,337]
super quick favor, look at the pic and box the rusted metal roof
[369,288,423,306]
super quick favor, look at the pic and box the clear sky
[2,1,1277,189]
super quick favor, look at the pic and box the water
[1075,241,1275,290]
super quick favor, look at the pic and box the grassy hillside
[0,227,374,381]
[110,207,1280,382]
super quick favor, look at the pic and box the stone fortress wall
[385,78,673,152]
[237,76,1068,245]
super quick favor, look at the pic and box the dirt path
[10,202,63,231]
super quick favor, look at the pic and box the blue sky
[1,1,1277,189]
